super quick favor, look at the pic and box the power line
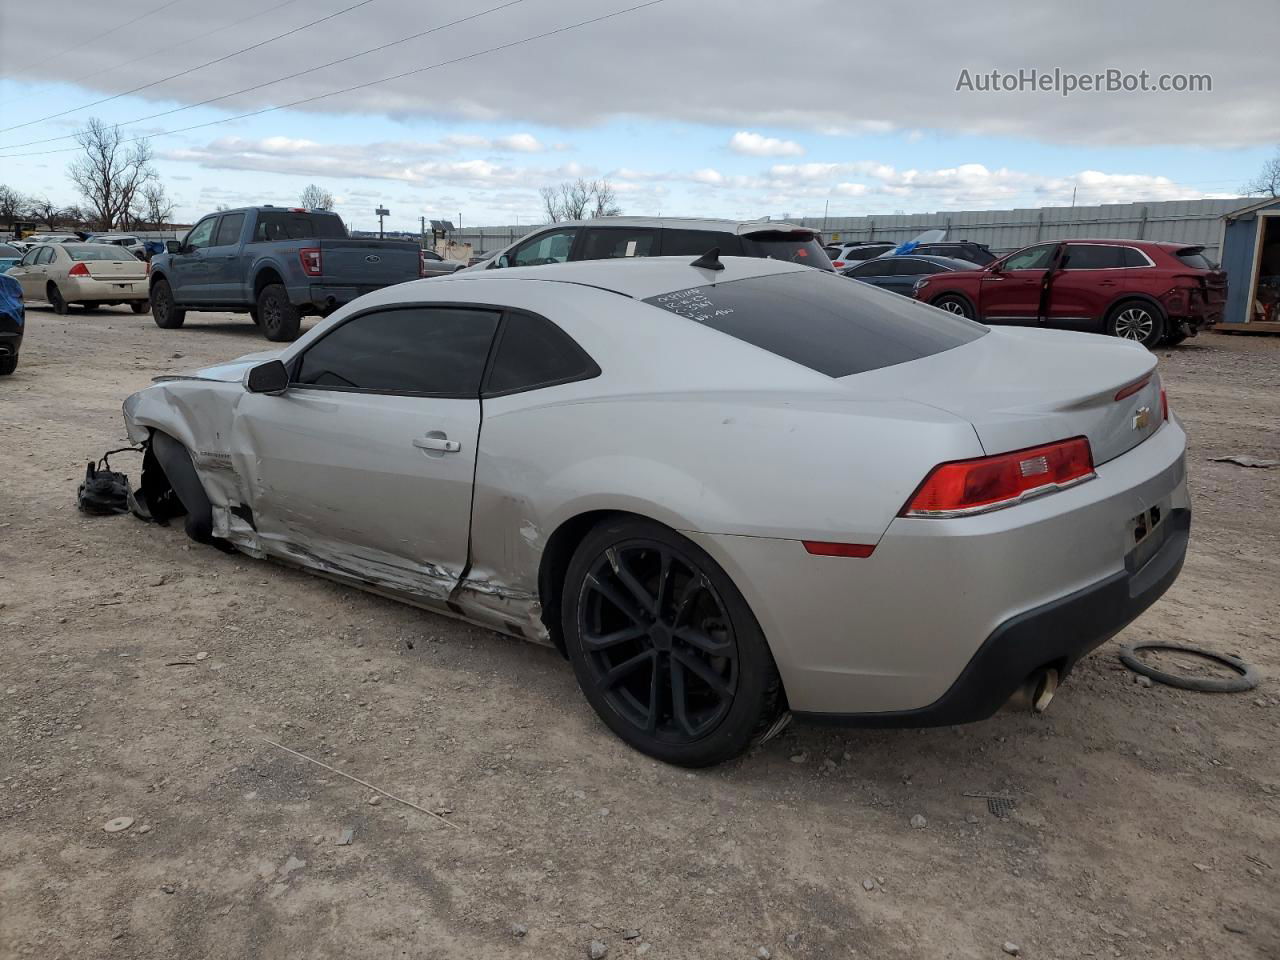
[0,0,189,80]
[0,0,533,150]
[0,0,669,161]
[0,0,377,135]
[5,0,307,103]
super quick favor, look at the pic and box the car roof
[853,254,976,269]
[524,216,817,237]
[443,254,807,299]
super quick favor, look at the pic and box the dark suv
[913,238,1226,348]
[483,218,833,271]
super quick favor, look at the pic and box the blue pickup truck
[148,206,421,341]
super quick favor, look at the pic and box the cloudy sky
[0,0,1276,231]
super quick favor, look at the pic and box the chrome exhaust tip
[1003,667,1059,714]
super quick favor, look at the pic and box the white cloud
[728,131,804,157]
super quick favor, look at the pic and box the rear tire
[932,294,975,320]
[257,283,302,342]
[561,517,783,767]
[47,283,69,315]
[130,301,148,314]
[0,355,16,376]
[151,279,186,329]
[1106,300,1165,349]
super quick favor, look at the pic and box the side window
[485,312,599,396]
[1002,244,1056,271]
[19,248,40,266]
[214,213,245,247]
[579,228,658,261]
[293,307,500,396]
[1123,247,1153,268]
[661,229,744,257]
[1062,244,1126,270]
[849,260,888,277]
[893,259,933,276]
[37,247,56,265]
[185,217,218,251]
[509,229,578,267]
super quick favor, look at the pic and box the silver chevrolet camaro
[122,255,1190,766]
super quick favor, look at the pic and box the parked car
[87,234,147,259]
[468,251,498,267]
[7,243,150,313]
[913,239,1227,347]
[121,254,1187,766]
[147,206,423,341]
[479,217,833,272]
[420,249,465,277]
[0,243,25,274]
[0,273,22,376]
[843,255,979,296]
[22,233,79,245]
[911,241,997,265]
[824,241,895,269]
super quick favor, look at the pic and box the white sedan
[8,243,150,313]
[121,255,1190,765]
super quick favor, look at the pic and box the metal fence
[451,197,1253,260]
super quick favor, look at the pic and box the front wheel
[932,294,975,319]
[0,354,16,376]
[562,518,783,767]
[1107,300,1165,349]
[256,284,302,341]
[151,279,186,329]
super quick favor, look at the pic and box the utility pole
[420,215,426,251]
[376,205,389,239]
[1070,186,1077,208]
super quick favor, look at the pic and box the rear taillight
[68,262,89,277]
[832,260,845,268]
[145,260,151,275]
[1161,388,1169,422]
[419,252,427,278]
[298,247,322,277]
[901,437,1095,518]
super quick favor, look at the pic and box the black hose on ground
[1118,642,1259,693]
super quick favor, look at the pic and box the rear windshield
[643,269,985,377]
[740,232,834,270]
[253,210,348,242]
[1174,247,1216,270]
[66,245,138,261]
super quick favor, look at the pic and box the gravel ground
[1,307,1277,960]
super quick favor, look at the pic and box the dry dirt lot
[1,306,1277,960]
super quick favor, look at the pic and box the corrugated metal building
[454,197,1253,261]
[1218,197,1280,331]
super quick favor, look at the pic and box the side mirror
[165,240,180,255]
[495,254,510,269]
[245,359,289,395]
[986,261,1003,274]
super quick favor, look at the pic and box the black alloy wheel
[564,519,782,766]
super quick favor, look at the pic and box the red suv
[911,239,1226,348]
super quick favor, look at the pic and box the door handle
[413,435,461,453]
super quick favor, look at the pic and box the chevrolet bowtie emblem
[1132,406,1151,430]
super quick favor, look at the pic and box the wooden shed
[1218,196,1280,333]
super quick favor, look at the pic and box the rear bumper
[64,276,149,301]
[687,418,1190,717]
[303,283,391,307]
[795,507,1189,727]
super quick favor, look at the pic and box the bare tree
[300,183,335,210]
[66,118,159,231]
[0,185,28,227]
[539,178,621,223]
[1243,148,1280,198]
[138,181,174,228]
[589,178,620,218]
[29,195,61,228]
[539,185,562,223]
